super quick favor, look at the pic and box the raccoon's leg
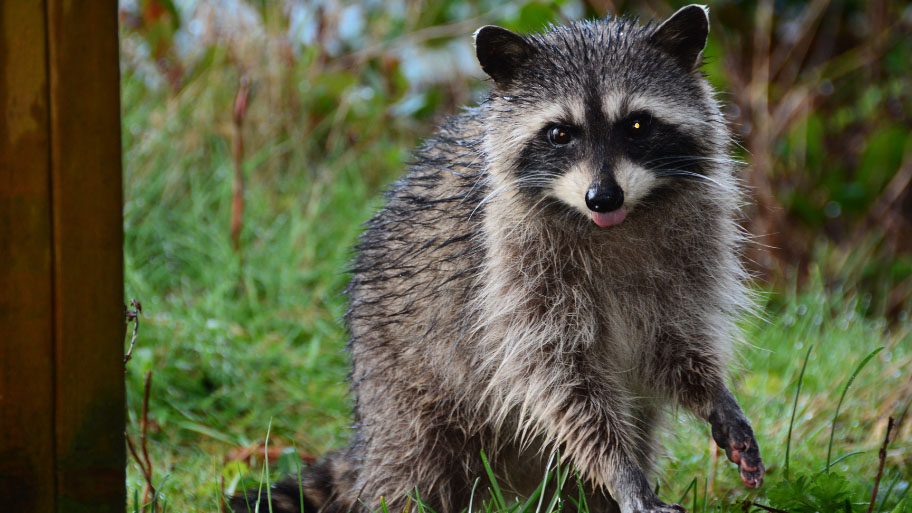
[628,400,661,475]
[497,438,623,513]
[353,405,482,513]
[650,336,764,489]
[515,370,685,513]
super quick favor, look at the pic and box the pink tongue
[591,207,627,228]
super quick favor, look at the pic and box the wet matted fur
[232,5,764,513]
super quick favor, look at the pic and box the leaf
[767,473,855,513]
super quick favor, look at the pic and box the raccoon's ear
[474,25,531,85]
[650,4,710,71]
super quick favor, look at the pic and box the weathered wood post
[1,1,125,511]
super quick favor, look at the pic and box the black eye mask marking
[512,107,710,202]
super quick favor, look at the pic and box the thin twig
[231,75,249,253]
[140,371,155,508]
[126,432,154,496]
[752,502,791,513]
[124,299,142,364]
[867,416,896,513]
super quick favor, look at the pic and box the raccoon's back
[345,111,488,377]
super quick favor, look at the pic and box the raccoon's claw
[726,434,764,488]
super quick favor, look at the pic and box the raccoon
[232,5,764,513]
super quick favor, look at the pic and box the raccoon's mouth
[584,183,627,228]
[591,208,627,228]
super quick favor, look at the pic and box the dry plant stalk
[123,299,158,509]
[749,502,790,513]
[866,416,895,513]
[124,299,142,363]
[231,76,250,253]
[126,371,157,510]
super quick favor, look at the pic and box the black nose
[585,184,624,212]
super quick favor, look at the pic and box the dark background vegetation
[118,0,911,511]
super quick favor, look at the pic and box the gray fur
[233,5,764,513]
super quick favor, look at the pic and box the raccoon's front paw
[709,415,764,488]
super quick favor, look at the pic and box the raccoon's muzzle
[586,183,627,227]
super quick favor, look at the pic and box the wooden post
[0,1,125,512]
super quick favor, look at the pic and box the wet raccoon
[233,5,764,513]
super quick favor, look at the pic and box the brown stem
[126,432,154,494]
[752,502,791,513]
[140,371,154,508]
[867,416,895,513]
[220,474,227,513]
[231,76,249,253]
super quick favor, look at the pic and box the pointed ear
[474,25,531,85]
[650,4,710,71]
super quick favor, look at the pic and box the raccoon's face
[475,5,729,229]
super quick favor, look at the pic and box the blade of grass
[293,442,305,513]
[877,472,902,513]
[826,347,883,471]
[535,452,557,513]
[785,343,814,481]
[480,450,506,511]
[151,474,171,513]
[677,477,697,506]
[468,477,481,513]
[265,418,274,513]
[254,464,265,513]
[412,487,439,513]
[893,487,910,510]
[239,461,254,512]
[815,450,866,478]
[702,477,707,513]
[573,469,589,513]
[544,452,570,513]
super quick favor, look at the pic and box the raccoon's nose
[585,185,624,213]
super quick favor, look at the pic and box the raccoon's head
[474,5,731,229]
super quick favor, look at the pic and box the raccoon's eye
[547,126,573,146]
[625,114,653,139]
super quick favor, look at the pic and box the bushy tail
[230,461,336,513]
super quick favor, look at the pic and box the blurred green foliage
[120,0,912,311]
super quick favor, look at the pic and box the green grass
[122,64,911,513]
